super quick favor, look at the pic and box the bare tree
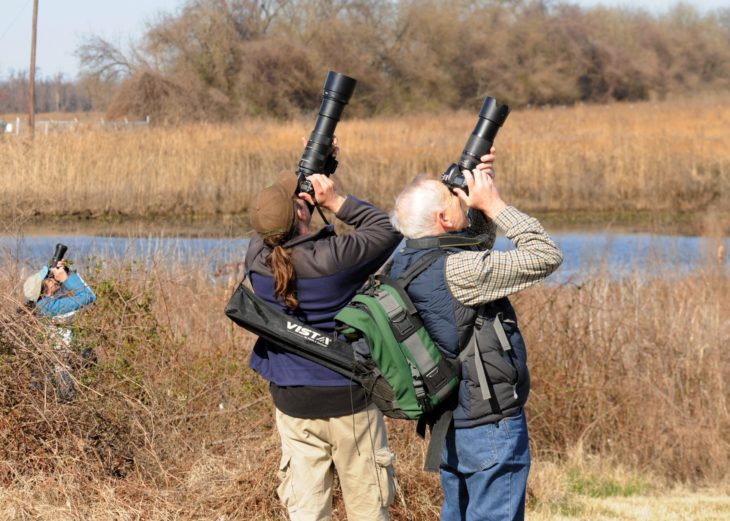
[76,35,136,83]
[69,0,730,119]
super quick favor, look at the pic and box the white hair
[390,175,452,239]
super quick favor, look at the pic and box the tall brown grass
[518,266,730,483]
[1,250,727,518]
[2,98,729,233]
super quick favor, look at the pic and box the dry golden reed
[2,98,729,230]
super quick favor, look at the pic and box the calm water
[1,233,727,284]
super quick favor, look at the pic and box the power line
[0,0,33,42]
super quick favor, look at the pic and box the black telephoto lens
[460,97,510,171]
[48,243,68,268]
[441,96,510,194]
[296,71,357,193]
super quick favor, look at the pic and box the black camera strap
[405,234,491,250]
[307,193,332,229]
[314,202,331,227]
[295,174,333,229]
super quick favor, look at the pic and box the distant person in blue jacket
[23,260,96,400]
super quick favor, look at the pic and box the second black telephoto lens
[459,97,510,172]
[441,96,510,194]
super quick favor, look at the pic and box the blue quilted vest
[389,245,530,428]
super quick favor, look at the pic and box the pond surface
[1,232,727,284]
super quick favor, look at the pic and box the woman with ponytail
[244,167,402,521]
[263,233,299,310]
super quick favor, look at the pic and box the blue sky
[0,0,727,80]
[0,0,181,79]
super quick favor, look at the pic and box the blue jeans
[440,410,531,521]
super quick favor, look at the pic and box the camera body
[47,243,69,275]
[441,97,510,195]
[296,71,357,195]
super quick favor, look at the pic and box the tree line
[4,1,730,121]
[0,72,90,114]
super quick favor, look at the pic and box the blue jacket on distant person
[36,272,96,318]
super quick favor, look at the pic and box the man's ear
[437,210,455,232]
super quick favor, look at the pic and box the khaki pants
[275,405,396,521]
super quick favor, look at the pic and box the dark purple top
[245,195,402,388]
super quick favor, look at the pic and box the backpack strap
[457,304,514,401]
[458,309,492,401]
[387,249,457,473]
[421,407,453,472]
[377,249,455,402]
[376,250,445,318]
[471,334,492,400]
[419,311,498,473]
[378,257,394,278]
[226,276,359,377]
[394,250,449,287]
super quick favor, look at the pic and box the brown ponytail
[263,233,298,310]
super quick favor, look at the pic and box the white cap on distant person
[23,266,49,303]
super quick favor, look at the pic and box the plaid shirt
[445,206,563,306]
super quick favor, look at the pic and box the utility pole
[28,0,39,137]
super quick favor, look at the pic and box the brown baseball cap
[250,171,300,238]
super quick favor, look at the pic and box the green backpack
[225,249,459,471]
[335,250,459,421]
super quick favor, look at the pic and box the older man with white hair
[389,148,563,521]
